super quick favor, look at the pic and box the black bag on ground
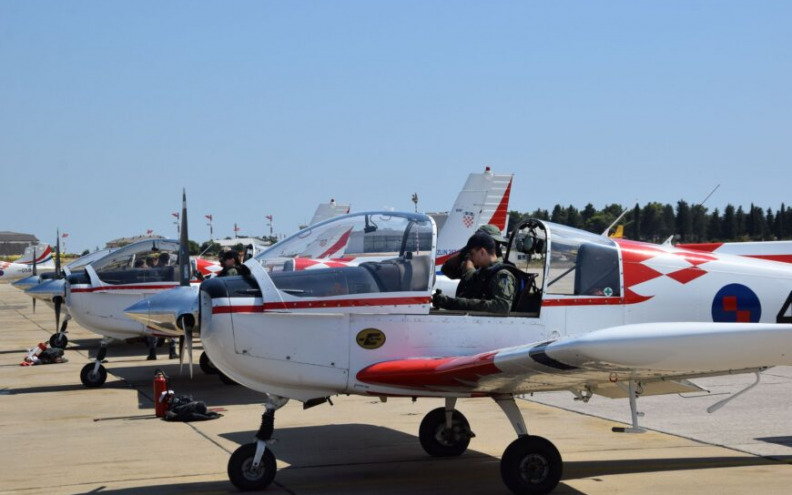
[163,396,222,422]
[38,347,65,364]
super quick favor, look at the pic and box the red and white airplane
[185,210,792,494]
[51,193,219,387]
[0,244,53,281]
[125,167,513,338]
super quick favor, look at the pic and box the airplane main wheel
[227,443,277,491]
[500,435,562,495]
[50,333,68,349]
[419,407,472,457]
[200,352,219,375]
[80,363,107,388]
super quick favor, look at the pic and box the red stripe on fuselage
[70,282,199,293]
[213,296,431,314]
[745,254,792,264]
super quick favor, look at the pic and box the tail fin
[309,199,351,226]
[15,244,54,266]
[435,168,513,262]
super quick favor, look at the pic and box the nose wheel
[80,340,109,388]
[418,407,473,457]
[49,332,68,349]
[80,362,107,388]
[500,435,562,495]
[228,442,276,491]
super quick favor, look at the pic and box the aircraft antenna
[695,184,720,209]
[601,200,637,237]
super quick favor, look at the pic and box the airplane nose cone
[12,275,41,291]
[25,279,66,301]
[124,285,200,338]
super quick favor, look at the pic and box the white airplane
[57,193,367,388]
[124,167,513,354]
[181,209,792,495]
[0,244,53,281]
[42,192,224,387]
[20,247,117,347]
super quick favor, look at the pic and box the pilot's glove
[432,291,449,309]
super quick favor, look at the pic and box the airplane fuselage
[200,233,792,402]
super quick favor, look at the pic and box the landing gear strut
[495,395,562,495]
[418,398,474,457]
[80,339,108,388]
[228,395,289,491]
[49,314,71,348]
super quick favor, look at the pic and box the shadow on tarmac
[64,446,792,495]
[757,436,792,448]
[104,362,268,410]
[564,455,792,479]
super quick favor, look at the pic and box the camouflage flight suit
[454,256,504,298]
[434,261,516,314]
[218,266,239,277]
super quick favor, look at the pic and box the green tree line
[508,202,792,243]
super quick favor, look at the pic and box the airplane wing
[356,322,792,397]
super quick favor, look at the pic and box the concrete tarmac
[2,282,792,494]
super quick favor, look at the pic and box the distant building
[0,231,40,256]
[105,234,164,248]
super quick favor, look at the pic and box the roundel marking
[712,284,761,323]
[356,328,386,350]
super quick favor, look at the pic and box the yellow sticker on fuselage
[356,328,386,350]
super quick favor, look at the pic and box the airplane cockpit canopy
[516,221,621,297]
[251,212,436,296]
[89,240,182,285]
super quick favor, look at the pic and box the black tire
[227,443,277,491]
[500,435,562,495]
[418,407,472,457]
[218,371,240,386]
[80,363,107,388]
[200,351,219,375]
[50,333,68,349]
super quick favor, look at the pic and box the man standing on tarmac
[433,231,516,314]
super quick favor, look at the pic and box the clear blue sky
[2,1,790,253]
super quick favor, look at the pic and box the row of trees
[508,202,792,243]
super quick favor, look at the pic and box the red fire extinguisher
[153,369,170,417]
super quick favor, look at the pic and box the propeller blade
[179,189,190,287]
[54,297,61,334]
[178,335,185,374]
[55,230,61,276]
[178,318,194,379]
[32,247,37,276]
[187,324,194,379]
[32,298,37,313]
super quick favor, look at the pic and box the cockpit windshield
[66,248,116,271]
[544,223,621,297]
[90,240,182,285]
[253,212,435,271]
[251,212,437,297]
